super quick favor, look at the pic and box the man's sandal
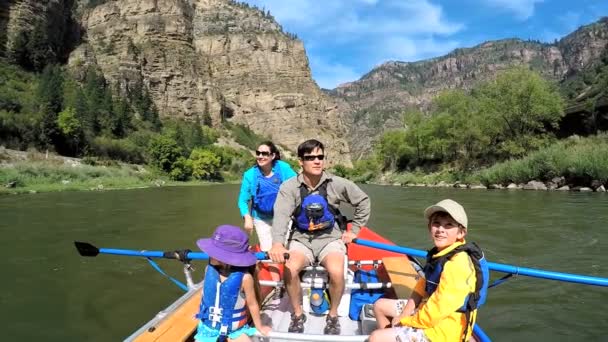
[288,313,307,333]
[324,315,341,335]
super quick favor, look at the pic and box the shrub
[169,157,192,181]
[189,148,221,181]
[147,135,182,172]
[89,137,146,164]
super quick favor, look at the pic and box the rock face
[2,0,76,68]
[191,0,351,163]
[67,0,352,165]
[331,18,608,159]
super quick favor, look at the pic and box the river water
[1,185,606,341]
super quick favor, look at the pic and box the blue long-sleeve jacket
[238,160,297,219]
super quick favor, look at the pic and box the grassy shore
[477,134,608,186]
[381,134,608,188]
[0,158,161,195]
[0,159,235,195]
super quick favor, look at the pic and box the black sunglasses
[255,150,272,157]
[302,154,325,161]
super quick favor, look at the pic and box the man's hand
[243,215,254,235]
[341,231,357,244]
[268,243,288,263]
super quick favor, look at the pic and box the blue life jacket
[423,242,489,312]
[196,265,248,337]
[423,242,489,341]
[252,166,282,216]
[292,181,345,232]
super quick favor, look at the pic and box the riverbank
[374,177,607,192]
[351,134,608,193]
[0,148,225,195]
[4,133,608,195]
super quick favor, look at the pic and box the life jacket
[292,180,345,232]
[196,265,249,337]
[252,166,282,216]
[423,242,489,341]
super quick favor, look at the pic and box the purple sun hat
[196,225,257,267]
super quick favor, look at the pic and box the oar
[74,241,285,261]
[352,238,608,287]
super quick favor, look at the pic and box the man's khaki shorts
[289,238,346,265]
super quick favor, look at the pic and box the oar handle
[159,250,290,261]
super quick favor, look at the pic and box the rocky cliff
[2,0,76,69]
[331,18,608,158]
[67,0,352,165]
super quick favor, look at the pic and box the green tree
[97,87,116,136]
[476,67,564,157]
[57,107,81,136]
[129,81,161,131]
[375,130,409,170]
[431,90,489,165]
[83,67,106,134]
[403,109,426,163]
[148,135,182,172]
[112,98,133,138]
[169,157,193,181]
[57,106,84,155]
[36,65,64,149]
[189,148,221,180]
[25,22,56,72]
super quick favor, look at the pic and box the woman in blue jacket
[238,141,297,253]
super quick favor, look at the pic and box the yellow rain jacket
[400,240,478,342]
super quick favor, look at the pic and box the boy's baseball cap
[424,199,468,229]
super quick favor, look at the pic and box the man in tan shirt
[268,139,371,335]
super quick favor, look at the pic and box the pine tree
[36,65,64,149]
[112,98,133,138]
[26,22,55,72]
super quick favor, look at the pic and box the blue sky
[241,0,608,89]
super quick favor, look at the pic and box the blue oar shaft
[97,248,268,260]
[473,324,491,342]
[353,238,608,287]
[486,262,608,287]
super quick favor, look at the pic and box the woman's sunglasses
[302,154,325,161]
[255,150,272,157]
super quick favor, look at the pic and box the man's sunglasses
[255,150,272,157]
[302,154,325,161]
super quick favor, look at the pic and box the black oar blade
[74,241,99,257]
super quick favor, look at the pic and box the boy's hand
[391,316,403,327]
[257,325,272,336]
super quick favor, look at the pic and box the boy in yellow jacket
[369,199,478,342]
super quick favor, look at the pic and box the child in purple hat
[194,225,271,342]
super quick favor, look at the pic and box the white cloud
[379,36,461,62]
[482,0,543,20]
[308,57,362,89]
[243,0,464,88]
